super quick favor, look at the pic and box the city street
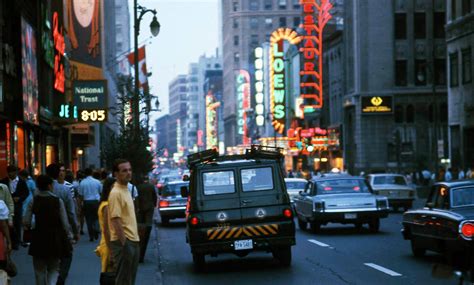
[156,199,458,285]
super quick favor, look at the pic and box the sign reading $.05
[79,109,107,122]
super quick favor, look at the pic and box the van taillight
[460,221,474,240]
[190,216,199,226]
[283,208,293,218]
[159,200,169,208]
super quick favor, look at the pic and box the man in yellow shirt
[108,159,140,285]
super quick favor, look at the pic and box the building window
[233,18,239,28]
[234,52,240,63]
[234,35,239,46]
[428,104,434,123]
[265,18,273,28]
[250,18,259,29]
[395,13,407,39]
[264,0,272,10]
[279,17,287,27]
[450,52,459,87]
[415,60,427,86]
[462,0,471,16]
[395,60,407,86]
[293,17,300,27]
[279,0,287,9]
[462,48,472,84]
[233,1,239,11]
[440,103,448,123]
[292,0,300,9]
[451,0,457,20]
[434,12,445,38]
[435,58,447,85]
[394,105,404,123]
[251,35,259,46]
[414,13,426,39]
[406,105,415,123]
[249,0,259,11]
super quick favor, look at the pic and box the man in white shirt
[78,168,102,242]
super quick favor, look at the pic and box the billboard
[21,18,39,125]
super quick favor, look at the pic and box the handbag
[99,271,116,285]
[5,254,16,277]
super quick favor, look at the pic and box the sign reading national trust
[361,96,393,114]
[73,80,107,109]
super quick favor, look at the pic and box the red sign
[53,12,65,93]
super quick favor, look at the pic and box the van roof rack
[186,145,284,168]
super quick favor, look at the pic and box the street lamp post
[133,0,160,138]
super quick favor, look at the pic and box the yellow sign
[362,96,393,114]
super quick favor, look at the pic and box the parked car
[158,181,189,225]
[285,178,307,206]
[367,173,416,211]
[184,146,295,270]
[294,176,389,233]
[401,181,474,270]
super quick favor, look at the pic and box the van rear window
[203,171,236,195]
[241,167,274,192]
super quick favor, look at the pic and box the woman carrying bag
[23,175,73,285]
[95,177,116,284]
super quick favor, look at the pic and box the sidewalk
[10,225,162,285]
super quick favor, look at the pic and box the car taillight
[283,208,293,218]
[159,200,169,208]
[190,216,199,226]
[459,221,474,240]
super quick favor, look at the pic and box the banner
[21,17,39,125]
[127,46,149,91]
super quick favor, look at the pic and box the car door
[295,181,314,219]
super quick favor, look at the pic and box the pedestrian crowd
[0,158,157,285]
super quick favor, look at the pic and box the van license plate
[344,213,357,219]
[234,239,253,250]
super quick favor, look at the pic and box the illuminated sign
[73,80,107,123]
[21,18,39,125]
[300,0,333,111]
[41,3,54,68]
[236,70,251,145]
[254,47,265,127]
[53,12,65,93]
[176,119,182,151]
[79,109,107,122]
[206,91,220,149]
[361,96,393,114]
[59,104,78,119]
[270,28,301,134]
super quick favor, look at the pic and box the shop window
[394,105,404,123]
[406,104,415,123]
[462,48,472,84]
[414,13,426,39]
[395,60,407,86]
[395,13,407,39]
[450,52,459,87]
[434,13,445,38]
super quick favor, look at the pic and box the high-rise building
[115,0,131,57]
[168,75,188,155]
[446,0,474,170]
[221,0,302,147]
[342,0,447,174]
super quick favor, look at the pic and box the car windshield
[451,187,474,207]
[373,176,407,185]
[286,182,306,191]
[161,183,188,197]
[316,179,371,195]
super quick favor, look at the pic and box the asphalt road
[155,199,460,285]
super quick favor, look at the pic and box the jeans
[56,255,72,285]
[110,239,140,285]
[33,257,60,285]
[83,200,99,240]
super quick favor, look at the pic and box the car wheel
[273,246,292,267]
[310,222,321,233]
[192,252,206,271]
[368,218,380,233]
[410,239,426,258]
[161,217,170,226]
[297,218,307,230]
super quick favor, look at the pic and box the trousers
[109,239,140,285]
[83,200,99,239]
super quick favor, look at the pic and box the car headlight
[376,198,388,209]
[459,220,474,240]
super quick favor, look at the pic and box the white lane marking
[364,263,402,277]
[308,239,330,247]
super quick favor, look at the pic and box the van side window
[241,167,274,192]
[203,171,236,195]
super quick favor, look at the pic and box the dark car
[294,176,389,233]
[402,181,474,267]
[158,181,189,225]
[183,146,296,270]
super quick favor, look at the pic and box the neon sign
[206,91,220,149]
[254,47,265,127]
[300,0,332,110]
[270,28,300,134]
[53,12,65,93]
[236,70,251,145]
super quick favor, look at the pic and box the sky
[128,0,220,126]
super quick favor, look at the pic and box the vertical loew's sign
[73,80,108,123]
